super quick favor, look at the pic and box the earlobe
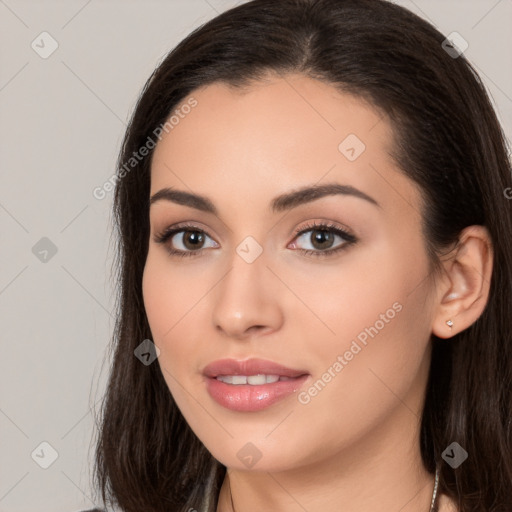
[431,225,493,340]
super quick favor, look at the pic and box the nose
[211,248,284,341]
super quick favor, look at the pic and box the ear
[431,225,493,339]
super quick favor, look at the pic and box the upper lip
[202,358,309,378]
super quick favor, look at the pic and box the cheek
[276,240,416,356]
[142,250,208,341]
[142,252,197,381]
[142,255,199,411]
[142,250,219,398]
[287,235,433,400]
[142,261,220,447]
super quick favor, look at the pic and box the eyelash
[153,221,358,259]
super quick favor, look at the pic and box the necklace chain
[430,466,440,512]
[228,467,440,512]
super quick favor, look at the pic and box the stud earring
[446,319,453,328]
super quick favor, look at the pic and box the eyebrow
[149,182,381,214]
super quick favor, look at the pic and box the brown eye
[289,222,357,258]
[180,230,206,250]
[309,229,335,250]
[153,224,219,258]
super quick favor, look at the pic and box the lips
[202,358,308,379]
[202,358,310,412]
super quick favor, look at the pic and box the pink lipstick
[203,358,310,412]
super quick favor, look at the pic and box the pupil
[312,230,333,249]
[184,231,204,250]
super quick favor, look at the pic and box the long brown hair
[92,1,512,510]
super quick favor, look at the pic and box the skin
[142,73,493,512]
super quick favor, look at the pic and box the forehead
[149,74,420,217]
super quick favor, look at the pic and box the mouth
[202,358,310,412]
[202,357,308,379]
[214,374,298,384]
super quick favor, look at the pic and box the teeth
[216,374,282,385]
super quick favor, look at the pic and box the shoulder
[75,509,105,512]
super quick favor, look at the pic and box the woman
[88,0,512,511]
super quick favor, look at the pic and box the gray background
[1,1,510,511]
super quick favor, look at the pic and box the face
[142,73,437,472]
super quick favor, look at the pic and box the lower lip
[205,375,310,412]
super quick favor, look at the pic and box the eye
[153,224,218,258]
[289,221,357,258]
[153,221,357,259]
